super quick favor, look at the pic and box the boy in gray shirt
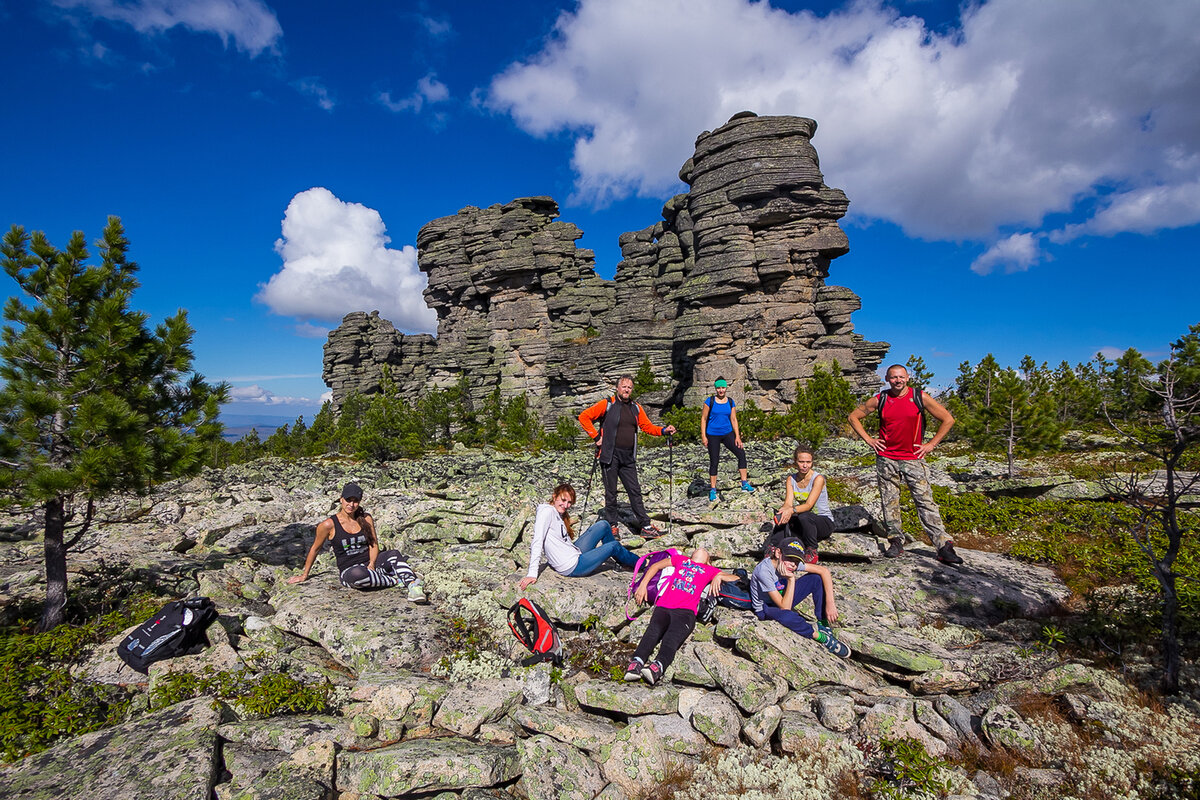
[750,536,850,658]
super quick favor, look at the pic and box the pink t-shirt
[656,551,721,611]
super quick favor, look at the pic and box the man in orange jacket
[578,375,676,538]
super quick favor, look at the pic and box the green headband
[714,379,728,388]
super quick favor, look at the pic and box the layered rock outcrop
[323,112,888,419]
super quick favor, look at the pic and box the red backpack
[507,597,564,666]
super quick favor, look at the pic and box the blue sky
[3,0,1198,424]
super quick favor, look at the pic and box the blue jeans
[569,520,639,576]
[755,572,826,637]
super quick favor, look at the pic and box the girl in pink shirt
[623,548,736,685]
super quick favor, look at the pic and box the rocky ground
[0,440,1197,800]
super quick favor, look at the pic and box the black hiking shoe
[623,657,644,682]
[936,542,964,565]
[641,660,664,686]
[640,524,664,539]
[883,538,905,558]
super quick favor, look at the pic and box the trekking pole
[667,435,674,538]
[579,443,600,518]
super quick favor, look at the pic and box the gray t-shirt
[750,558,784,616]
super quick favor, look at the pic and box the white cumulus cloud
[486,0,1200,244]
[52,0,282,57]
[970,232,1043,275]
[256,187,437,334]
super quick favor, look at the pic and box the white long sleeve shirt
[526,503,581,579]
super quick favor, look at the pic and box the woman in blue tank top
[700,377,755,501]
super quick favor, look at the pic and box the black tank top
[330,514,370,571]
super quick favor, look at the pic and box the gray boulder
[0,697,222,800]
[336,738,519,795]
[516,734,607,800]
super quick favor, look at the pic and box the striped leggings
[339,550,419,591]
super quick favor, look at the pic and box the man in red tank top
[848,364,963,565]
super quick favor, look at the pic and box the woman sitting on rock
[769,445,834,563]
[518,483,639,590]
[288,482,427,603]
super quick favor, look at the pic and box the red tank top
[879,388,924,461]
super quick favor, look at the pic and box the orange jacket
[579,396,664,462]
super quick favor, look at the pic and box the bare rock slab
[0,696,221,800]
[336,738,519,796]
[517,734,606,800]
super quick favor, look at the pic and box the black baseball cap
[778,537,806,562]
[341,482,363,500]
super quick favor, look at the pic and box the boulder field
[1,440,1197,799]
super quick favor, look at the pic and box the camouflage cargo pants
[876,457,950,549]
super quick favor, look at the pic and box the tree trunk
[1160,568,1180,694]
[38,497,69,632]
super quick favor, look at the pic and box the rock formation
[323,112,889,419]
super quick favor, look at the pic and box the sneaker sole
[623,672,641,682]
[640,668,659,684]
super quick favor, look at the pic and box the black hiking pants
[633,606,696,669]
[601,447,650,529]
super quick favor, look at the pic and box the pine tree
[905,354,935,391]
[0,219,227,630]
[1098,348,1155,421]
[991,367,1063,477]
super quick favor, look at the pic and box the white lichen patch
[685,741,865,800]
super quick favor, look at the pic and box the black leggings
[784,512,834,551]
[633,607,696,669]
[339,550,418,591]
[707,432,747,476]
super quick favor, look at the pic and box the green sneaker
[407,581,429,605]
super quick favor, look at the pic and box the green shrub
[150,666,330,716]
[0,593,161,761]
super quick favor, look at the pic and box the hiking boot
[623,657,644,682]
[741,481,756,493]
[641,660,664,686]
[407,581,429,604]
[640,524,664,539]
[820,631,852,659]
[883,538,905,558]
[709,488,718,502]
[803,548,819,564]
[937,542,964,566]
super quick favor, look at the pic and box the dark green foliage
[632,356,667,395]
[904,354,935,390]
[0,593,162,761]
[544,416,582,451]
[867,736,952,799]
[0,219,227,629]
[150,667,331,716]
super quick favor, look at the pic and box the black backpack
[697,568,754,623]
[507,597,564,666]
[117,597,219,674]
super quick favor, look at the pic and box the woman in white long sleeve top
[517,483,640,590]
